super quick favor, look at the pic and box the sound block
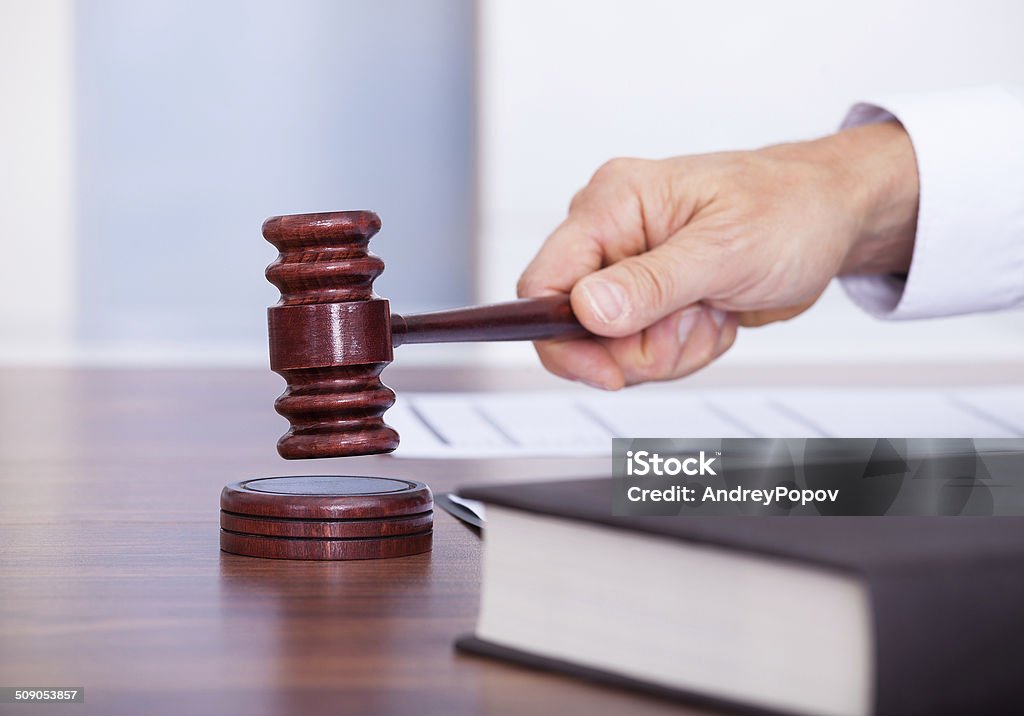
[219,475,433,561]
[219,530,434,561]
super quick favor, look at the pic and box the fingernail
[709,308,727,328]
[579,279,626,325]
[677,307,701,345]
[580,378,608,390]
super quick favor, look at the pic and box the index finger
[517,213,605,298]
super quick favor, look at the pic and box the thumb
[570,238,715,337]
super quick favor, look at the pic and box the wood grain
[262,211,587,460]
[219,529,433,561]
[218,475,434,559]
[3,366,1019,715]
[264,211,399,459]
[220,476,433,520]
[219,511,434,539]
[392,295,586,346]
[1,368,705,716]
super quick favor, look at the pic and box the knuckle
[592,157,637,184]
[715,323,739,357]
[694,331,720,367]
[624,258,673,312]
[640,355,673,382]
[627,347,679,385]
[515,273,532,298]
[535,346,572,380]
[568,187,588,213]
[631,346,661,382]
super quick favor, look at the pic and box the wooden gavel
[265,210,589,459]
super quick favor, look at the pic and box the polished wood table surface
[2,365,1021,716]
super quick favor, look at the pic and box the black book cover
[457,478,1024,716]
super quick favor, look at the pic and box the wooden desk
[2,365,1021,715]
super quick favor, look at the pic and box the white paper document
[387,387,1024,458]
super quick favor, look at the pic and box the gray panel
[74,0,474,354]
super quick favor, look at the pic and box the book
[456,477,1024,716]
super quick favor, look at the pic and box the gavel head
[263,210,399,459]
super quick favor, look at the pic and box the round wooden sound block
[219,475,433,561]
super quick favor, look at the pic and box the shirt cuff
[839,86,1024,320]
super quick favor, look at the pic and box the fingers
[570,233,718,338]
[532,305,739,389]
[530,337,626,390]
[522,156,740,387]
[518,158,650,300]
[606,305,738,386]
[517,214,606,298]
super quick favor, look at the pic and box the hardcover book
[457,477,1024,716]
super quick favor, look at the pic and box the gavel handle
[391,295,589,346]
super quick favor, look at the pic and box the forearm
[833,121,919,275]
[754,120,919,279]
[839,86,1024,320]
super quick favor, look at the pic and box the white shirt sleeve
[839,85,1024,319]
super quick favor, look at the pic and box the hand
[517,121,919,389]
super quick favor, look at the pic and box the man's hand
[517,121,919,389]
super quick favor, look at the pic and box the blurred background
[3,0,1023,368]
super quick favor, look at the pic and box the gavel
[265,210,589,459]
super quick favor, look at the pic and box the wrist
[825,121,920,275]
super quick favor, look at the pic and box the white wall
[477,0,1024,364]
[0,0,75,362]
[4,1,1023,368]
